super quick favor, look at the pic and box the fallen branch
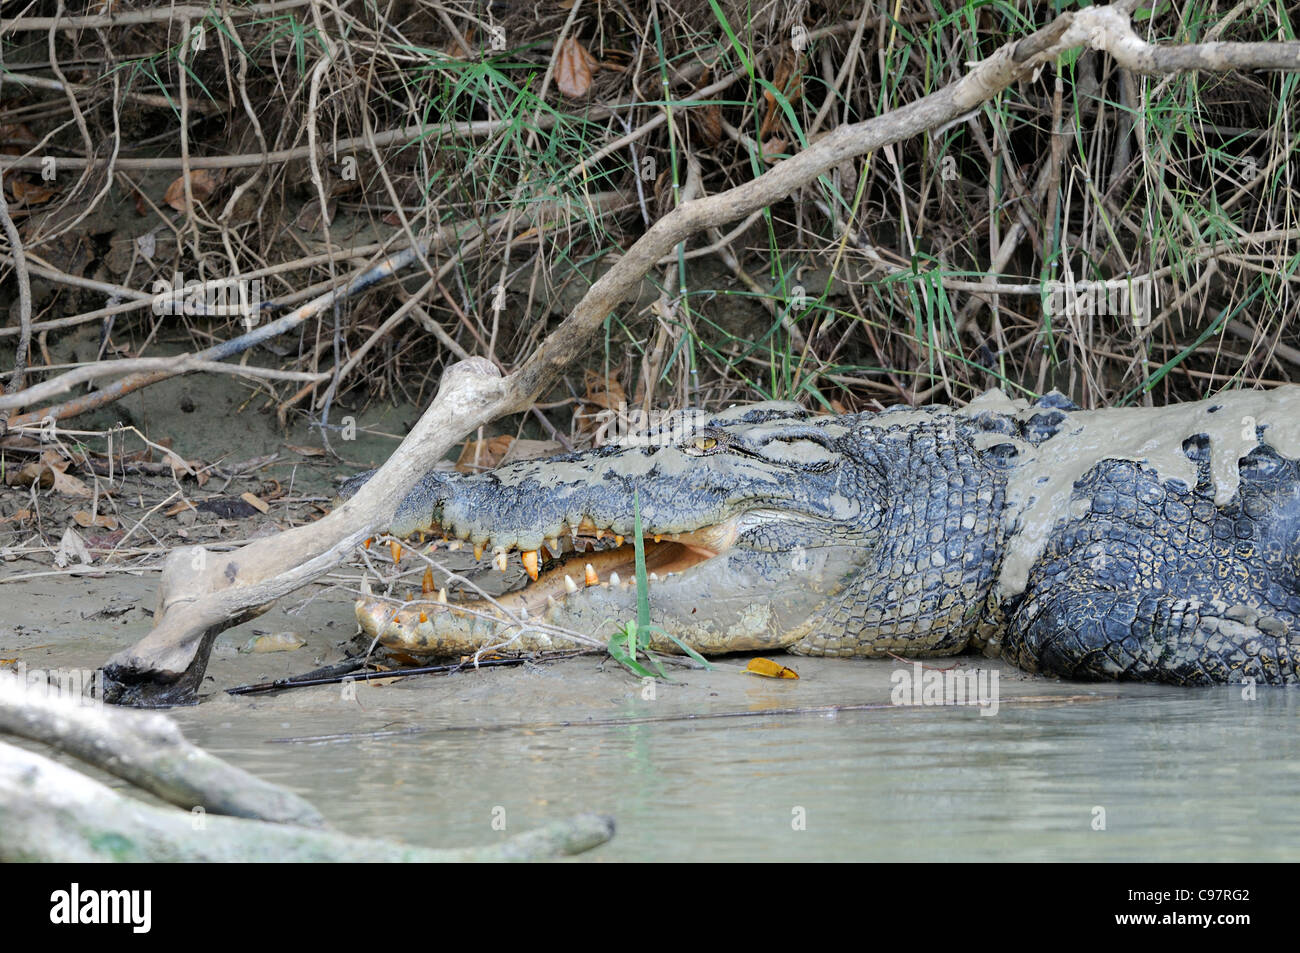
[0,670,323,827]
[98,3,1300,704]
[0,741,614,861]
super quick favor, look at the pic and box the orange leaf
[240,491,270,514]
[582,368,626,411]
[162,168,221,211]
[456,434,515,472]
[10,178,58,206]
[745,657,799,679]
[72,510,118,530]
[555,37,596,99]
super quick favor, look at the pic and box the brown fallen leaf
[456,434,515,472]
[239,632,306,654]
[164,501,196,517]
[84,530,126,550]
[4,459,92,498]
[761,136,789,161]
[693,102,724,147]
[760,49,806,139]
[72,510,118,530]
[582,368,627,412]
[0,508,31,524]
[555,37,597,99]
[499,438,563,464]
[286,444,326,457]
[0,123,37,146]
[162,168,221,211]
[9,177,58,206]
[745,657,800,679]
[240,491,270,514]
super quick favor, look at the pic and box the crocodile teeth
[521,550,539,581]
[545,537,561,557]
[615,535,624,547]
[653,535,662,544]
[584,563,599,587]
[494,550,508,572]
[421,567,435,595]
[389,541,403,565]
[547,594,559,609]
[595,528,605,541]
[519,604,529,619]
[564,574,579,594]
[473,542,485,562]
[363,537,374,549]
[649,572,660,581]
[437,588,448,604]
[447,540,462,552]
[608,571,621,587]
[418,610,428,623]
[360,577,372,595]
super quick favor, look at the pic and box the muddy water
[175,686,1299,862]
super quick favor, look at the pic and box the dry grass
[0,0,1296,440]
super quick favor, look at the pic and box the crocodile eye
[693,436,718,452]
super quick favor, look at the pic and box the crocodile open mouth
[369,516,739,618]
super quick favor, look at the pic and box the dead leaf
[84,530,126,551]
[582,368,626,412]
[72,510,118,530]
[162,168,221,211]
[555,37,597,99]
[456,434,515,472]
[445,25,476,58]
[693,103,724,146]
[165,501,197,517]
[0,123,36,145]
[240,491,270,514]
[760,50,805,138]
[286,444,326,457]
[499,439,562,464]
[54,527,93,568]
[761,136,789,161]
[9,178,58,206]
[5,459,92,497]
[239,632,306,654]
[745,657,799,679]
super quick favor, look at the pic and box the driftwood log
[0,670,323,826]
[97,2,1300,704]
[0,672,614,861]
[0,744,614,861]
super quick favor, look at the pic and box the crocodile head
[341,404,886,657]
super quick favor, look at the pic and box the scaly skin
[341,391,1300,685]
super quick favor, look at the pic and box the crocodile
[341,387,1300,685]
